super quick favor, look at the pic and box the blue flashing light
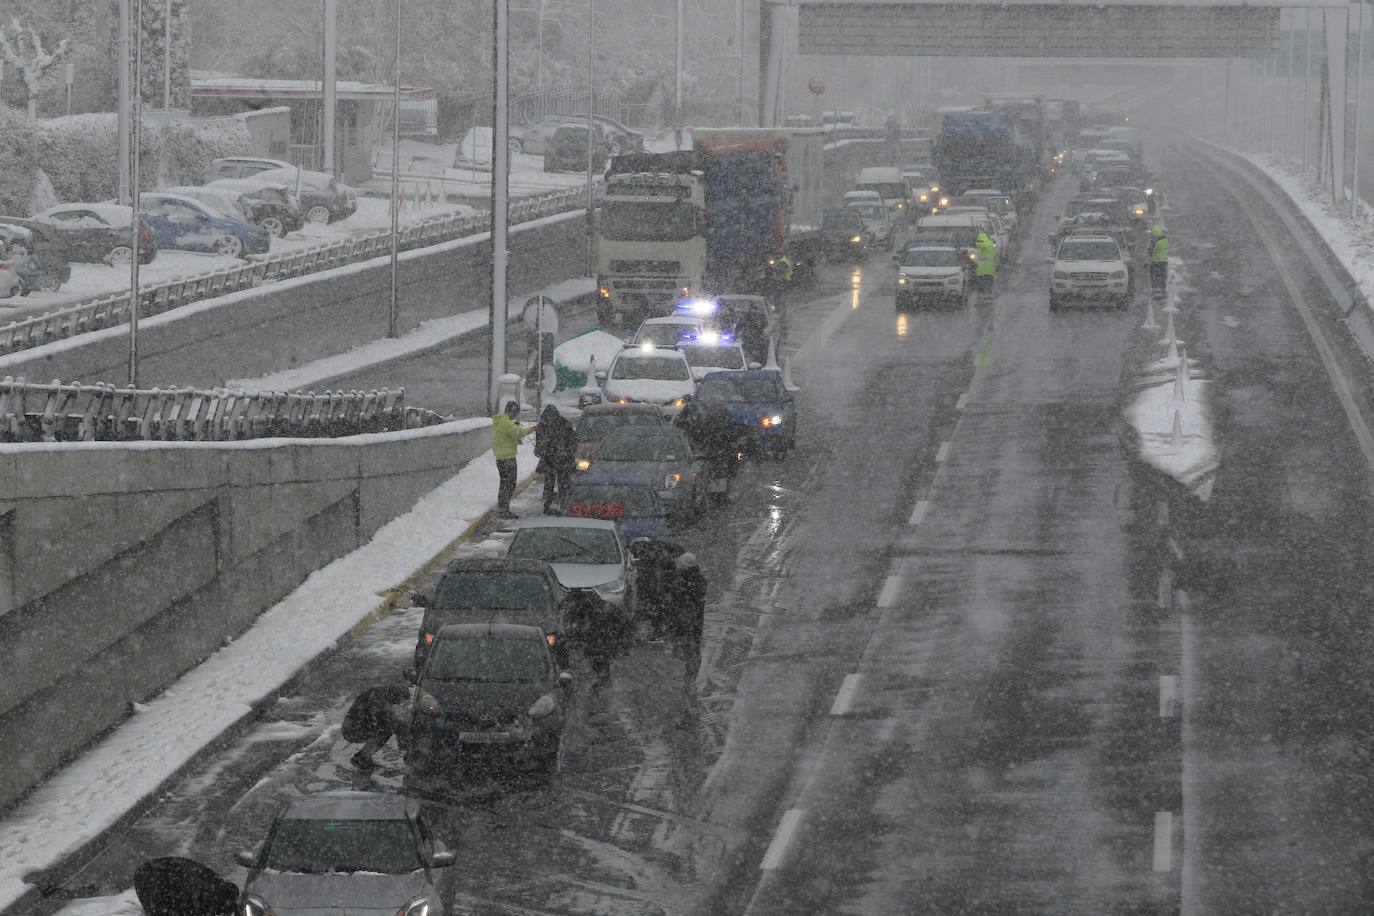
[675,298,718,316]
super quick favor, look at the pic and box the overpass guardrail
[0,186,593,358]
[0,376,447,443]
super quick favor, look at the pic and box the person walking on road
[492,400,534,519]
[974,230,998,290]
[535,404,577,515]
[1149,224,1169,297]
[569,589,631,687]
[343,683,410,769]
[629,536,687,640]
[665,552,707,689]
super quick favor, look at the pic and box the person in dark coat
[664,552,707,688]
[133,857,238,916]
[629,536,687,639]
[343,683,409,769]
[568,589,630,686]
[535,404,578,514]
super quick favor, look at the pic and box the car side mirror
[594,369,607,382]
[430,851,456,868]
[236,850,257,869]
[559,670,575,688]
[404,667,419,685]
[408,591,430,608]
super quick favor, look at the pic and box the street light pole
[1286,8,1296,159]
[128,2,143,387]
[118,0,130,205]
[675,0,684,147]
[537,0,545,88]
[163,0,171,109]
[490,0,511,413]
[1354,0,1365,217]
[736,0,745,125]
[323,0,337,175]
[1304,5,1314,170]
[388,0,402,339]
[585,0,595,275]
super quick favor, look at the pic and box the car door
[51,210,107,261]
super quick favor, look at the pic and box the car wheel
[39,272,63,292]
[108,245,133,266]
[306,205,331,224]
[214,234,245,258]
[259,216,285,237]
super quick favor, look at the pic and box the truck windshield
[601,201,697,242]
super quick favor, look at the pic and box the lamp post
[585,0,595,275]
[388,0,402,339]
[128,1,143,387]
[163,0,171,109]
[1353,0,1365,217]
[118,0,130,205]
[490,0,511,413]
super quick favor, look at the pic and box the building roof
[191,77,434,102]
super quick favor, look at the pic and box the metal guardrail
[0,376,448,443]
[0,186,594,358]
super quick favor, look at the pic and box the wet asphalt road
[23,135,1374,915]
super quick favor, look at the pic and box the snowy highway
[13,125,1374,915]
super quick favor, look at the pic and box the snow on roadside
[225,277,595,392]
[1123,355,1217,501]
[0,436,533,911]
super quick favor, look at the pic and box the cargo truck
[933,110,1028,197]
[595,128,824,326]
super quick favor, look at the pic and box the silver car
[237,791,453,916]
[506,516,636,611]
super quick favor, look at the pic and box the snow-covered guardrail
[0,186,593,357]
[0,376,447,443]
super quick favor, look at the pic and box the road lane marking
[1157,499,1170,527]
[1158,568,1173,610]
[935,441,952,463]
[1159,675,1179,718]
[1154,811,1174,871]
[877,574,904,608]
[955,392,969,410]
[908,499,930,526]
[830,674,861,716]
[759,808,805,870]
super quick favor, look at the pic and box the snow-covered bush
[0,106,38,215]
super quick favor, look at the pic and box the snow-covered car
[598,346,696,415]
[249,167,357,224]
[843,189,882,210]
[38,203,158,265]
[201,179,306,236]
[204,156,294,182]
[895,244,971,310]
[631,315,705,348]
[1050,235,1131,310]
[138,193,271,258]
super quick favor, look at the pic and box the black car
[38,203,157,265]
[545,125,609,173]
[405,622,573,775]
[202,179,306,236]
[822,208,870,261]
[0,219,72,291]
[410,558,569,669]
[250,167,357,224]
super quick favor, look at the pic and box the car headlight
[1110,269,1126,279]
[664,472,681,489]
[897,273,908,285]
[400,899,433,916]
[1052,270,1069,279]
[939,197,950,207]
[528,694,557,719]
[761,414,783,428]
[242,898,272,916]
[918,193,929,202]
[672,398,685,409]
[594,578,627,599]
[576,458,591,472]
[850,235,863,243]
[416,693,442,716]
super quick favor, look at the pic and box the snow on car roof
[43,203,134,223]
[616,347,689,360]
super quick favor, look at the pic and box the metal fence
[0,186,593,358]
[0,376,448,443]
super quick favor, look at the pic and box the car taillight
[138,226,153,242]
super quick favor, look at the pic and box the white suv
[1050,235,1131,310]
[598,346,696,415]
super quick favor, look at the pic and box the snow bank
[1123,358,1217,501]
[0,436,534,911]
[553,328,625,390]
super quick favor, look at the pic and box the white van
[856,167,912,223]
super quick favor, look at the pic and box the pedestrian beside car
[342,683,409,769]
[1149,224,1169,296]
[628,536,687,639]
[680,399,747,499]
[974,230,998,289]
[535,404,577,515]
[492,400,535,519]
[133,856,238,916]
[568,588,632,686]
[665,552,707,688]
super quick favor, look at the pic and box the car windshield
[634,324,695,346]
[697,377,784,402]
[853,205,886,222]
[862,182,908,199]
[263,819,420,874]
[610,355,691,381]
[425,635,548,683]
[601,201,697,242]
[902,248,962,267]
[683,346,745,370]
[577,414,662,441]
[1058,240,1120,261]
[434,571,553,610]
[508,526,623,564]
[597,429,689,461]
[566,485,660,516]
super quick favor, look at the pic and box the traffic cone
[1142,296,1158,331]
[1173,347,1187,402]
[764,334,780,371]
[782,355,800,392]
[1171,409,1183,451]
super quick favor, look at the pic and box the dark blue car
[563,474,670,541]
[697,369,796,456]
[139,193,271,258]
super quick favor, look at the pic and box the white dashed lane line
[877,574,905,608]
[829,674,862,716]
[1154,811,1175,872]
[759,808,806,871]
[908,499,930,527]
[1159,675,1179,718]
[935,441,952,463]
[955,392,969,410]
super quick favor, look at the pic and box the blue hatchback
[696,369,796,456]
[139,193,271,258]
[563,474,670,541]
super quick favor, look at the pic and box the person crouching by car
[343,683,410,769]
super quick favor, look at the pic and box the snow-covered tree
[0,17,70,117]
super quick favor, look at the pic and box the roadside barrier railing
[0,186,594,358]
[0,376,448,443]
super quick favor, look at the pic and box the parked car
[236,791,454,916]
[574,402,668,470]
[544,125,609,173]
[564,474,670,541]
[572,114,646,155]
[406,622,572,776]
[138,193,271,258]
[505,517,636,611]
[204,156,295,183]
[38,203,157,265]
[0,219,71,293]
[577,426,709,521]
[513,114,645,156]
[410,557,569,669]
[511,115,577,156]
[696,369,797,456]
[249,167,358,224]
[201,178,305,235]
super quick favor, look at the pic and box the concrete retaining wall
[0,419,489,811]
